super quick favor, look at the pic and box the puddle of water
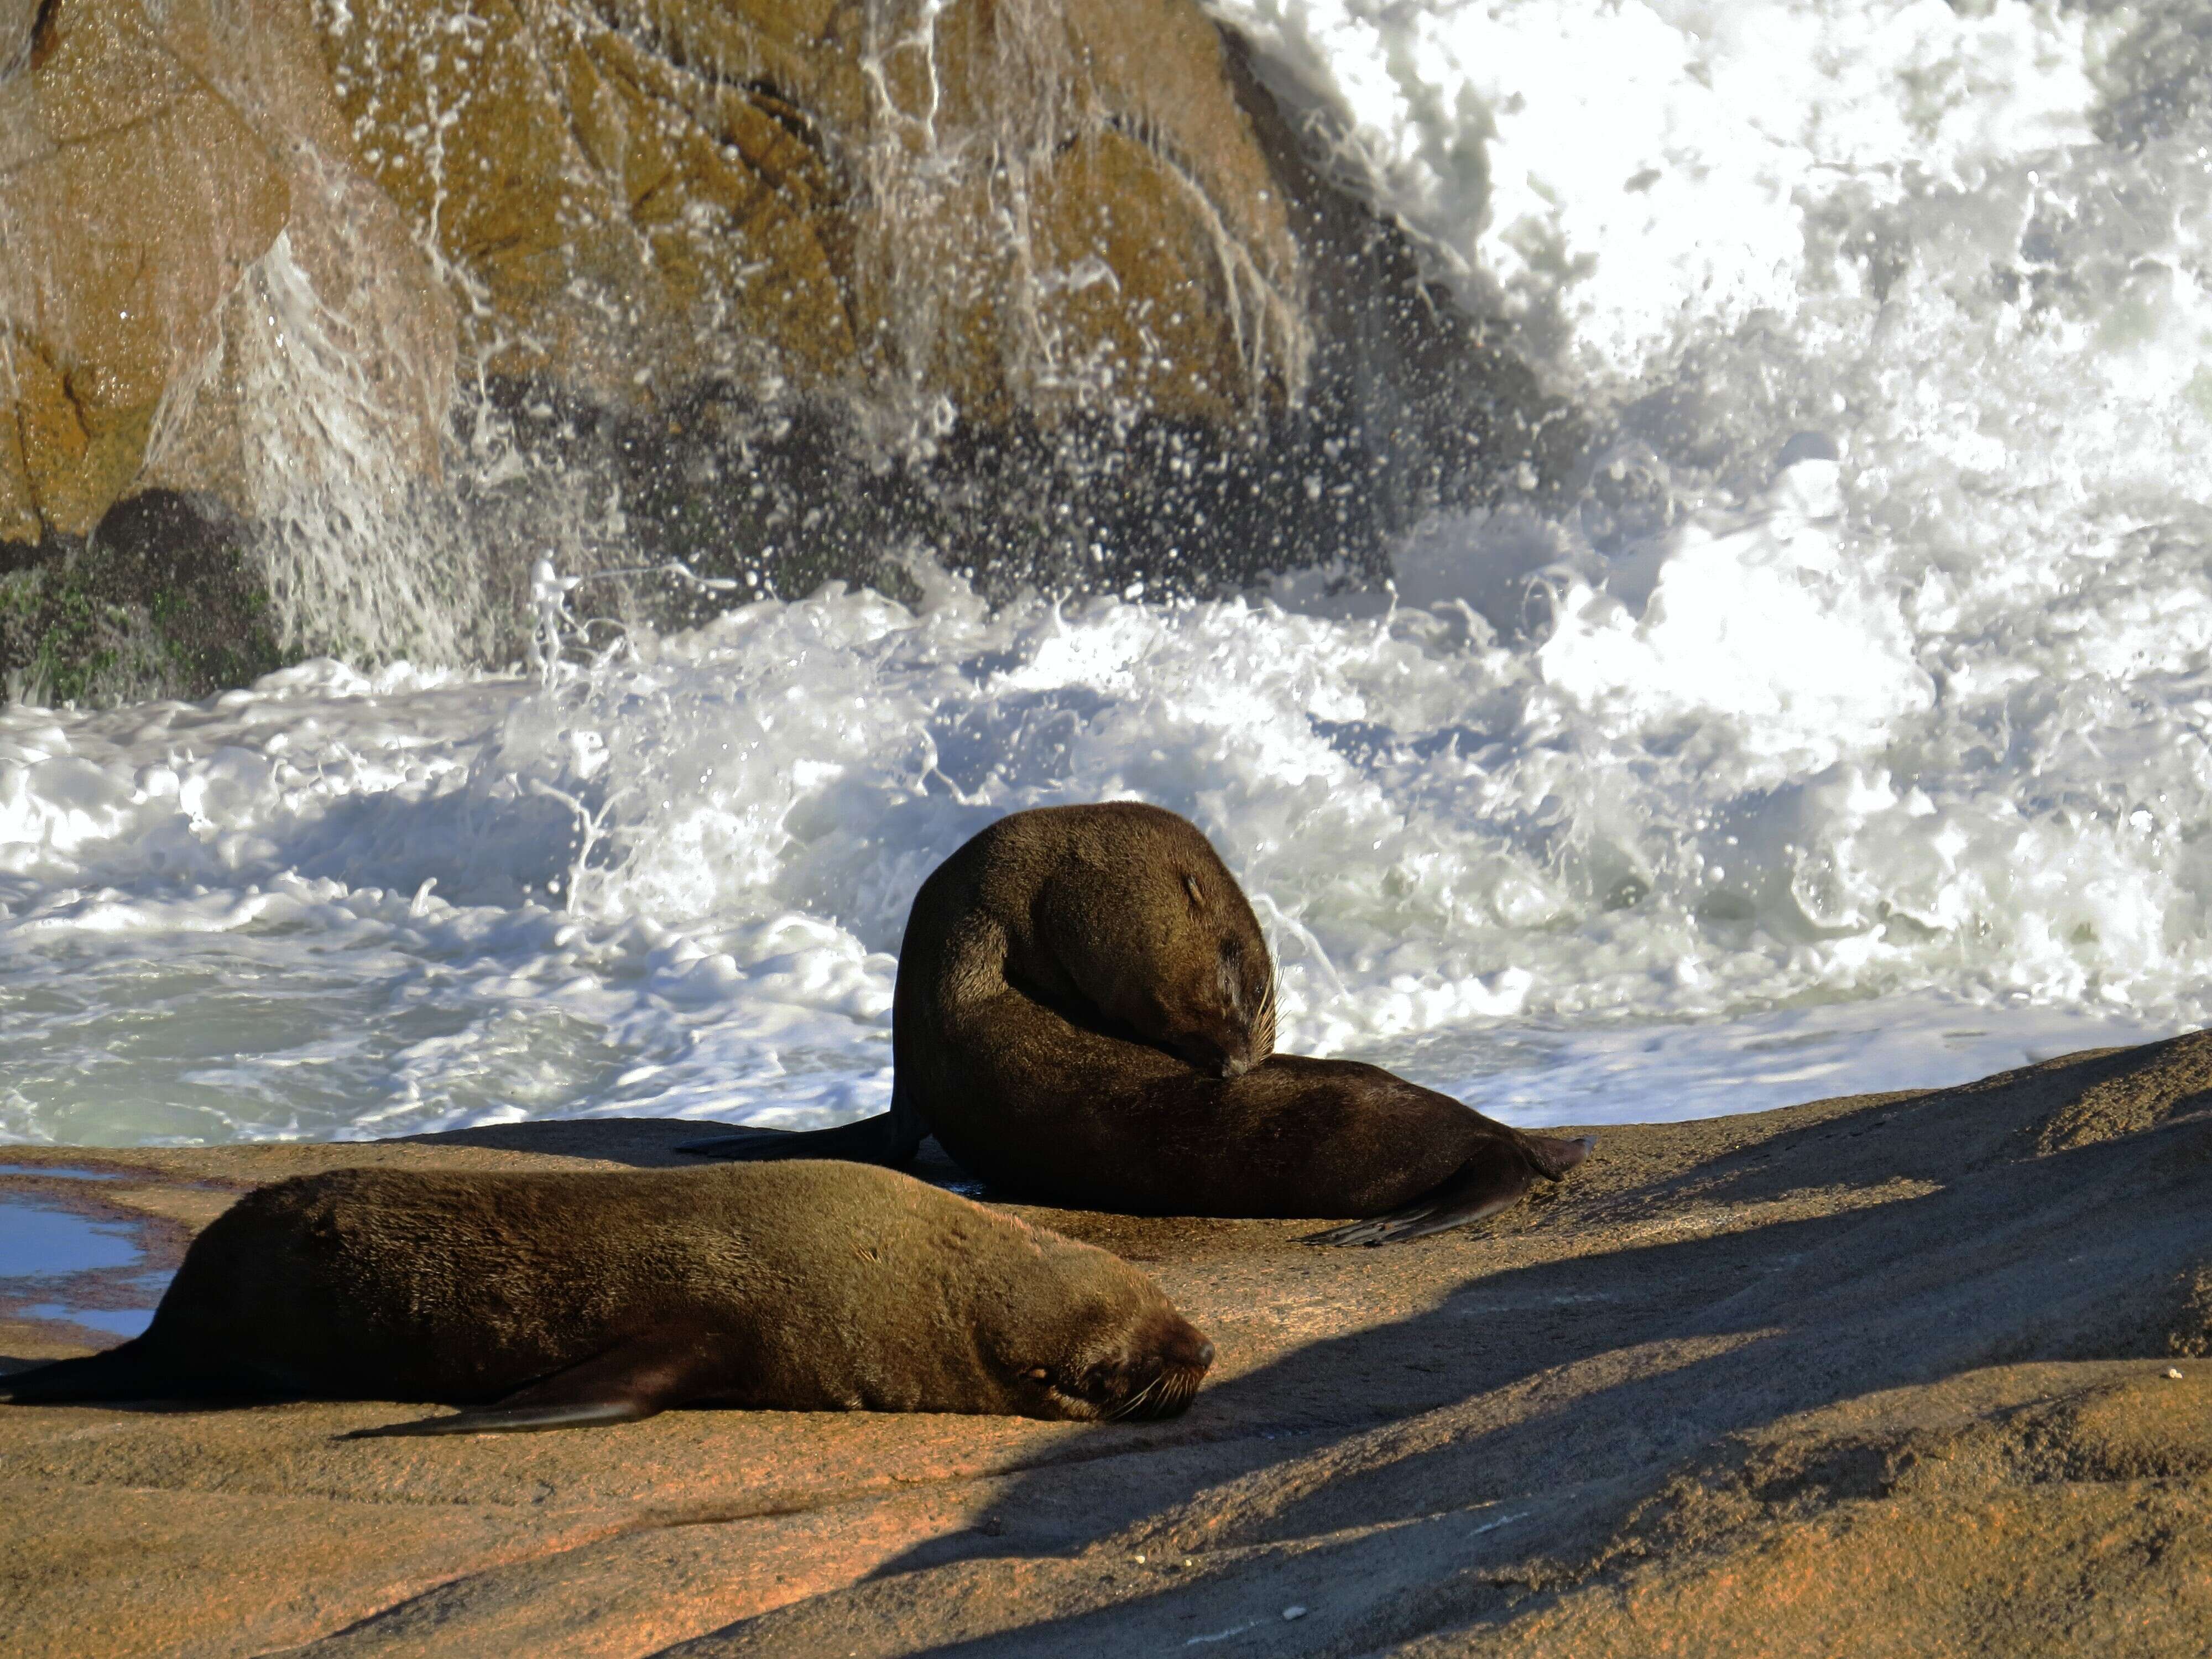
[0,1165,123,1181]
[0,1197,142,1276]
[21,1303,155,1339]
[0,1190,170,1338]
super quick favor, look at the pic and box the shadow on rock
[655,1039,2212,1657]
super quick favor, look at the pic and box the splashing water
[4,0,2210,1144]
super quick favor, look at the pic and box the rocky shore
[6,1032,2211,1656]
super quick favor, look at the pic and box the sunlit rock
[0,0,450,544]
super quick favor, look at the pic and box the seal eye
[1216,944,1244,1014]
[1027,1366,1050,1381]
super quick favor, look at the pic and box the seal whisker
[1121,1379,1164,1421]
[1109,1373,1167,1421]
[1147,1371,1201,1420]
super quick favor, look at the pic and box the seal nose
[1165,1321,1215,1374]
[1170,1032,1229,1075]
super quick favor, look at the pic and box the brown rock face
[1,0,288,539]
[315,0,1306,425]
[2,0,1576,681]
[0,0,451,545]
[1,0,1317,549]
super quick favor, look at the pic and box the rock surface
[13,1035,2205,1656]
[0,0,1316,546]
[320,0,1307,426]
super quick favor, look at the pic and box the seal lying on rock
[0,1160,1215,1433]
[680,802,1592,1244]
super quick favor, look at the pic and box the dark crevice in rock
[735,79,826,155]
[0,492,286,706]
[27,0,59,69]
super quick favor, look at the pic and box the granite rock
[4,1035,2210,1654]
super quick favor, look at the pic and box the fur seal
[680,802,1592,1244]
[0,1159,1214,1433]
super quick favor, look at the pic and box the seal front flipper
[349,1400,654,1436]
[344,1335,720,1438]
[1303,1134,1597,1248]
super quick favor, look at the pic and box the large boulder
[0,0,1577,687]
[0,0,1314,553]
[315,0,1307,428]
[0,0,451,545]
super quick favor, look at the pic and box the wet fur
[0,1160,1213,1432]
[682,804,1592,1239]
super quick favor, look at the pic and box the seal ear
[1183,873,1207,911]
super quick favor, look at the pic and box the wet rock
[2,0,1581,692]
[0,0,288,540]
[316,0,1306,424]
[0,0,451,546]
[0,492,284,704]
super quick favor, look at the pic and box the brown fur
[685,804,1590,1241]
[0,1160,1214,1432]
[951,800,1281,1078]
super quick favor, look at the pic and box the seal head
[1018,802,1277,1078]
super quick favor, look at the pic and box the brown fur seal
[0,1160,1214,1433]
[680,802,1592,1245]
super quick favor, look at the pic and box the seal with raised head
[0,1159,1215,1433]
[680,802,1592,1244]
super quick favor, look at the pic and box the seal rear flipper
[1525,1133,1597,1178]
[0,1339,196,1405]
[676,1087,927,1167]
[1302,1150,1545,1247]
[344,1335,723,1439]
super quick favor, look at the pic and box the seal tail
[1303,1133,1598,1248]
[0,1339,189,1404]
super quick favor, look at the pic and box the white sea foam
[1211,0,2101,376]
[3,0,2209,1143]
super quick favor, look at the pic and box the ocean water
[4,0,2209,1145]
